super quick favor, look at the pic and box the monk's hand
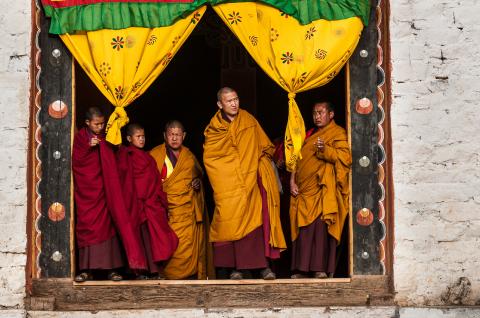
[192,178,201,191]
[276,158,285,169]
[90,136,100,147]
[290,181,299,197]
[314,137,325,152]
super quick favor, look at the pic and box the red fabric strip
[43,0,194,9]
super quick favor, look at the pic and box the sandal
[314,271,328,279]
[108,271,123,281]
[135,274,149,280]
[291,272,308,279]
[150,273,166,280]
[74,272,92,282]
[260,268,276,280]
[230,270,243,280]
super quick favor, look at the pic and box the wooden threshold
[74,277,351,286]
[28,276,393,311]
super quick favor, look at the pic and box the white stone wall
[0,0,31,309]
[0,307,474,317]
[391,0,480,306]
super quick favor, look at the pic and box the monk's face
[313,103,334,128]
[164,127,185,151]
[85,115,105,135]
[127,128,145,149]
[217,91,240,119]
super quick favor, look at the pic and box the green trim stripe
[43,0,370,34]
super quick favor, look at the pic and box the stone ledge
[21,307,480,317]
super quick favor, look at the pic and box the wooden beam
[29,276,392,311]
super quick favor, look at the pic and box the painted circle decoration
[356,208,374,226]
[355,97,373,115]
[48,100,68,119]
[48,202,66,222]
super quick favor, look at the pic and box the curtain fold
[60,6,207,144]
[213,2,363,171]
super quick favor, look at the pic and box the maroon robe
[117,145,179,265]
[72,128,147,270]
[290,127,338,274]
[212,175,278,270]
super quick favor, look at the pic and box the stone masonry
[0,0,31,310]
[391,0,480,306]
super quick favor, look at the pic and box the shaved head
[125,122,144,137]
[217,87,236,102]
[164,120,185,133]
[85,107,104,120]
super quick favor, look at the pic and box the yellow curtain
[213,2,363,171]
[60,7,207,145]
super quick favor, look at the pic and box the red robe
[117,145,179,262]
[72,128,147,269]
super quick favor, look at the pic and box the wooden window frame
[26,0,394,311]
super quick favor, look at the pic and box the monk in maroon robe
[203,87,286,280]
[117,123,179,279]
[72,107,126,282]
[290,102,351,279]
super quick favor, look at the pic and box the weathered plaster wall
[391,0,480,306]
[1,307,480,318]
[0,0,30,309]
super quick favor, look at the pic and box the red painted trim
[42,0,194,9]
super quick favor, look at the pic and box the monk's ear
[163,132,166,141]
[85,119,90,126]
[183,132,186,140]
[329,111,334,120]
[126,135,132,143]
[217,100,223,110]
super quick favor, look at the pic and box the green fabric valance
[42,0,370,34]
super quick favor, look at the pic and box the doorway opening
[74,5,349,279]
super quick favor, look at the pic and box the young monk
[72,107,125,282]
[150,120,207,279]
[117,123,179,279]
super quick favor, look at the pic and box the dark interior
[75,6,349,279]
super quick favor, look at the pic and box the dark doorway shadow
[75,5,350,279]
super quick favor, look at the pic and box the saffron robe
[73,128,147,269]
[203,109,286,252]
[290,120,352,243]
[150,144,206,279]
[117,145,179,264]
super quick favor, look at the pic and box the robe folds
[290,120,352,243]
[203,109,286,253]
[117,145,179,263]
[150,144,206,279]
[72,128,147,269]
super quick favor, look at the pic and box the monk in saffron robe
[117,123,179,279]
[73,107,146,282]
[290,102,351,279]
[203,87,286,280]
[150,120,207,279]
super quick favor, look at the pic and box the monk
[289,102,352,279]
[72,107,125,282]
[150,120,207,279]
[117,123,179,279]
[203,87,286,280]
